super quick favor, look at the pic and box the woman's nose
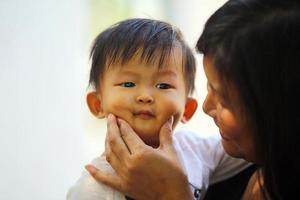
[202,92,216,118]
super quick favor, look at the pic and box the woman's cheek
[219,107,239,135]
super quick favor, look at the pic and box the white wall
[0,0,89,199]
[0,0,225,199]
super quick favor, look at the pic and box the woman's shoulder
[203,166,257,200]
[241,170,270,200]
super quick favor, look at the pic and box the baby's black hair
[89,18,196,95]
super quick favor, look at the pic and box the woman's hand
[86,114,193,200]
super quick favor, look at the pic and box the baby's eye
[156,83,171,89]
[120,82,135,87]
[121,82,135,87]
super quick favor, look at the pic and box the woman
[86,0,300,199]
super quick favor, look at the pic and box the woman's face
[202,56,257,162]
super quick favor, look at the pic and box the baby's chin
[132,126,160,147]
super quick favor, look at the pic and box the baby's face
[98,48,187,147]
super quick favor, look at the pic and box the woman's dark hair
[89,18,196,95]
[197,0,300,199]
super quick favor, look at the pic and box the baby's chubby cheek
[103,103,130,119]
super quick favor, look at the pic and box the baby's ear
[86,92,105,118]
[181,98,198,123]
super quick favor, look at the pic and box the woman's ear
[181,98,198,123]
[86,92,105,118]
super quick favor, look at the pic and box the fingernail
[117,118,122,126]
[107,113,114,121]
[164,116,174,129]
[168,116,174,125]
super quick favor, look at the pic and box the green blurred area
[88,0,171,40]
[89,0,130,38]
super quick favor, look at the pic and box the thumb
[159,116,174,150]
[85,165,123,193]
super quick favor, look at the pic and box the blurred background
[0,0,225,199]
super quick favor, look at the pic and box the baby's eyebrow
[118,69,178,79]
[117,71,139,77]
[156,70,178,78]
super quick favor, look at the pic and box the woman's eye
[120,82,135,87]
[156,83,171,89]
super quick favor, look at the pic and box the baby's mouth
[133,110,154,120]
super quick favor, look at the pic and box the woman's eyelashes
[207,83,227,106]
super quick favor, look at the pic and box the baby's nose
[136,94,154,104]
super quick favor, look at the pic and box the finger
[158,116,175,151]
[106,114,131,160]
[85,164,124,193]
[105,117,122,162]
[104,130,111,155]
[105,129,129,176]
[158,117,183,170]
[117,118,145,154]
[105,129,117,160]
[105,131,121,165]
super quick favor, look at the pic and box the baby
[67,18,210,200]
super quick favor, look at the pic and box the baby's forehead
[108,57,183,76]
[106,45,183,70]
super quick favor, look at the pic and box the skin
[86,114,193,200]
[202,56,256,162]
[87,47,197,148]
[202,56,264,199]
[85,47,197,199]
[85,56,258,199]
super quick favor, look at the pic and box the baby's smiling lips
[134,110,154,120]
